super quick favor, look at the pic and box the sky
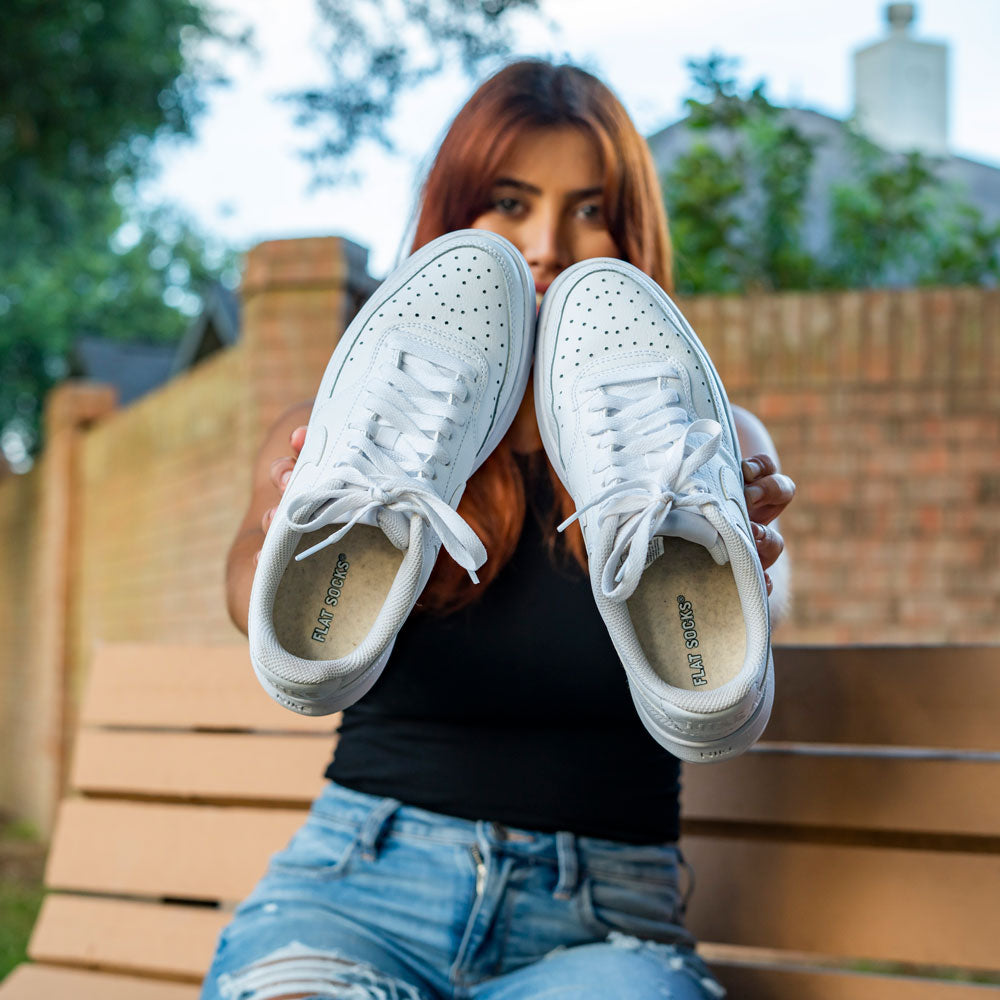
[141,0,1000,278]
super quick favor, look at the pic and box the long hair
[412,60,672,613]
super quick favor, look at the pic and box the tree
[288,0,543,181]
[0,0,244,465]
[663,55,1000,295]
[827,135,1000,288]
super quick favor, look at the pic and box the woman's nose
[521,214,567,275]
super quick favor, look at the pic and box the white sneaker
[535,258,773,762]
[249,230,535,715]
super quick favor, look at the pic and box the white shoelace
[286,344,487,582]
[558,367,723,600]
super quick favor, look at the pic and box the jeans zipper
[470,843,486,897]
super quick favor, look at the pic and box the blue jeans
[199,783,725,999]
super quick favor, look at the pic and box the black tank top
[326,452,682,844]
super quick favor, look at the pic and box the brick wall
[680,286,1000,644]
[68,238,370,695]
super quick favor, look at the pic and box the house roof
[70,336,177,408]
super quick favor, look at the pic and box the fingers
[259,427,307,567]
[269,457,295,491]
[752,521,785,572]
[269,427,308,491]
[745,472,796,526]
[742,454,776,482]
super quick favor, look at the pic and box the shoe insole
[626,537,746,691]
[274,525,404,660]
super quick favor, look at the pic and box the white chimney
[852,3,949,156]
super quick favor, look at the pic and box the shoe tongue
[651,509,728,566]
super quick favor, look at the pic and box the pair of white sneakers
[248,230,773,763]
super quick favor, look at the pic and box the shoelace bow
[287,346,487,582]
[558,371,723,600]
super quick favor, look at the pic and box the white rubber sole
[630,650,775,763]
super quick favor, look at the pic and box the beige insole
[626,538,746,691]
[274,525,403,660]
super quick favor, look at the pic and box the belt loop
[553,831,579,900]
[358,797,402,862]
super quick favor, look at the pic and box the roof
[70,337,177,407]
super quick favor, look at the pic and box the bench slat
[683,754,1000,836]
[79,644,1000,749]
[684,834,1000,970]
[71,728,1000,836]
[712,961,1000,998]
[80,643,336,732]
[0,964,198,1000]
[71,730,333,804]
[23,898,1000,998]
[28,895,227,981]
[46,800,305,903]
[767,646,1000,750]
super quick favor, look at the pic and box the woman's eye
[494,196,523,215]
[577,202,603,221]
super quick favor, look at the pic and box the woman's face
[470,126,621,304]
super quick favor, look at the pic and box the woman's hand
[254,425,308,566]
[741,454,795,595]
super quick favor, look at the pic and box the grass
[0,820,46,981]
[0,879,44,980]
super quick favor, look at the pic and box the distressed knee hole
[217,941,426,999]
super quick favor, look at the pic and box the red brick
[862,290,892,382]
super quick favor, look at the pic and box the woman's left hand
[741,454,796,595]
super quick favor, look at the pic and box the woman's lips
[534,284,550,308]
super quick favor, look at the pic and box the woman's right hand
[254,425,308,566]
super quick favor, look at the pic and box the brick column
[240,236,378,444]
[25,382,116,836]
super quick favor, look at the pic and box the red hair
[412,60,673,612]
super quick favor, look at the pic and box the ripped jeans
[199,782,725,1000]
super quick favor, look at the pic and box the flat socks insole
[627,537,746,691]
[274,525,403,660]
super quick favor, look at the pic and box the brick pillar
[25,381,116,836]
[240,236,378,443]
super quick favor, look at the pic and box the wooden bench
[1,642,998,998]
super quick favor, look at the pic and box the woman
[210,60,794,1000]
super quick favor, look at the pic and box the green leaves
[0,1,244,464]
[663,55,1000,296]
[827,135,1000,288]
[287,0,542,181]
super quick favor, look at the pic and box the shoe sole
[630,649,774,763]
